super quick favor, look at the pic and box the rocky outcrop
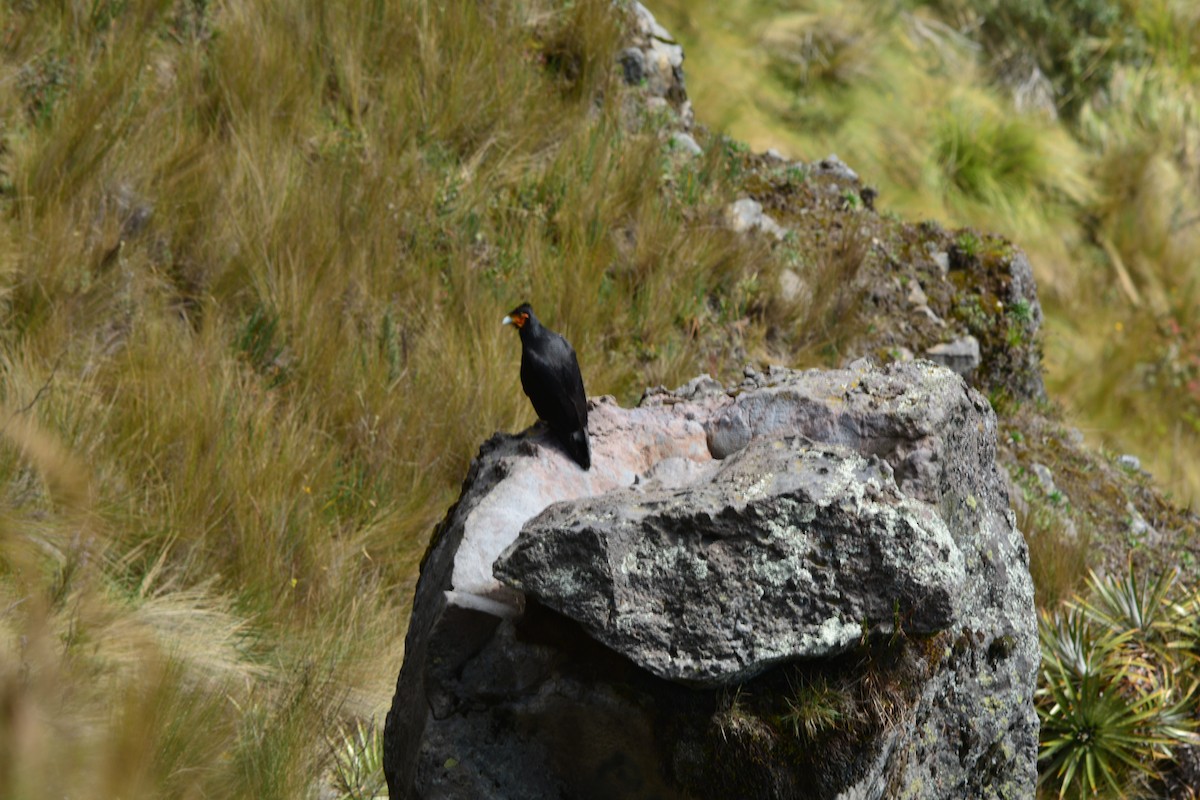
[496,439,966,687]
[620,2,694,127]
[382,361,1039,799]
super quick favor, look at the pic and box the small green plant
[954,231,981,259]
[1037,566,1200,799]
[1009,298,1034,324]
[1078,565,1196,668]
[330,720,386,800]
[1005,322,1026,349]
[785,164,808,184]
[235,304,288,386]
[720,136,750,180]
[18,53,72,125]
[780,673,847,741]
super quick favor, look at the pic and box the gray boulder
[496,440,966,686]
[383,361,1038,799]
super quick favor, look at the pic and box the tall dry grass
[0,0,782,795]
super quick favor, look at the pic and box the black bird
[503,303,591,470]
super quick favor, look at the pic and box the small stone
[916,305,946,327]
[815,154,859,183]
[1030,463,1057,496]
[906,280,928,307]
[644,96,669,114]
[779,269,806,304]
[669,131,702,156]
[726,198,787,240]
[705,406,751,459]
[847,357,873,374]
[1129,511,1148,537]
[1125,501,1159,546]
[758,212,787,240]
[649,38,684,71]
[931,251,950,276]
[677,100,695,129]
[764,148,787,161]
[644,9,674,42]
[631,1,664,38]
[672,374,724,401]
[925,336,982,377]
[1062,517,1079,541]
[725,198,763,233]
[1117,454,1141,472]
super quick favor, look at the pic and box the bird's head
[502,303,534,330]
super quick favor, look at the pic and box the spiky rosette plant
[1038,567,1200,799]
[1080,566,1200,673]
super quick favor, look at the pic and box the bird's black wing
[520,332,587,433]
[564,346,588,430]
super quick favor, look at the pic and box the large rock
[383,361,1039,799]
[496,440,966,686]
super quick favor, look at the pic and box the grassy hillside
[0,0,1196,797]
[654,0,1200,507]
[0,1,779,796]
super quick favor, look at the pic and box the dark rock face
[383,361,1039,800]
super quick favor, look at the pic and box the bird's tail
[565,429,591,471]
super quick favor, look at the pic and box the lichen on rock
[495,438,966,686]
